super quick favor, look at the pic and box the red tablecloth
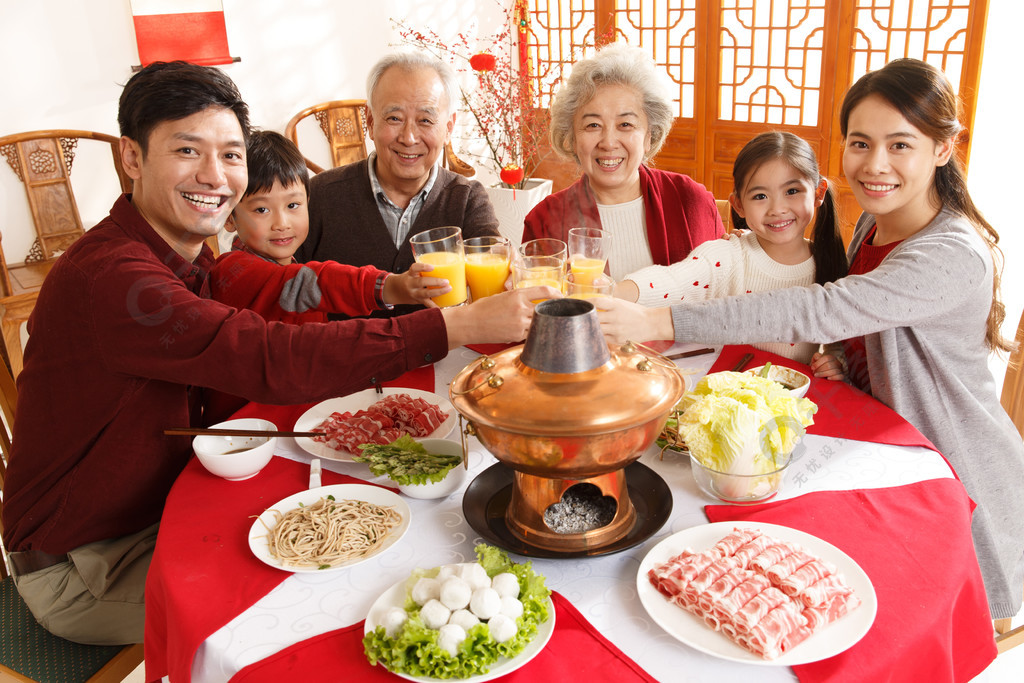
[710,345,939,453]
[706,480,996,682]
[228,592,658,683]
[704,345,996,681]
[144,455,383,683]
[144,365,435,682]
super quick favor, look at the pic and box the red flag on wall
[130,0,237,67]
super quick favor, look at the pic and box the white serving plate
[364,576,555,682]
[294,387,456,461]
[636,521,876,665]
[248,483,410,573]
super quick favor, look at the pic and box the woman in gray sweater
[600,58,1024,620]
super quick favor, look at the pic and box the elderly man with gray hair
[298,50,500,316]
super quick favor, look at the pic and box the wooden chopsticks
[731,353,755,372]
[164,427,324,438]
[665,347,715,360]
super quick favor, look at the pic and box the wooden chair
[994,306,1024,653]
[0,130,132,378]
[0,363,144,682]
[284,99,474,177]
[715,198,733,233]
[999,307,1024,439]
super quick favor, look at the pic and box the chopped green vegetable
[363,544,551,678]
[353,434,462,486]
[759,361,773,378]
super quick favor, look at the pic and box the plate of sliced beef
[637,522,875,664]
[294,388,456,461]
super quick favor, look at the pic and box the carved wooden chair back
[0,130,132,377]
[284,99,474,177]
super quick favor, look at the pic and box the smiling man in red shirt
[1,60,552,646]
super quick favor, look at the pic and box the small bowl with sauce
[193,418,277,480]
[748,365,811,398]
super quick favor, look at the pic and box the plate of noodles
[248,484,411,573]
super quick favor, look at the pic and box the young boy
[211,130,448,322]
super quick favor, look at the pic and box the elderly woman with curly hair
[522,44,723,279]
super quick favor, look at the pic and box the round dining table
[144,343,998,683]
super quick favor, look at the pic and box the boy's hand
[811,352,846,381]
[383,263,451,307]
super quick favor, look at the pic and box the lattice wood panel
[521,0,989,243]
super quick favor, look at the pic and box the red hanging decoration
[501,164,525,196]
[469,53,497,72]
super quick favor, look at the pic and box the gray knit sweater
[671,208,1024,618]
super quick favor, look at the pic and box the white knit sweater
[596,198,652,280]
[626,232,819,363]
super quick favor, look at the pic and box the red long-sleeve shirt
[522,165,724,266]
[210,238,388,324]
[1,195,447,554]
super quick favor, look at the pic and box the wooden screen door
[524,0,989,242]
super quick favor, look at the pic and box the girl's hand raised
[810,352,846,381]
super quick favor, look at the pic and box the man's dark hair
[118,60,250,155]
[244,130,310,197]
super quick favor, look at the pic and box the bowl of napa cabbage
[675,371,817,503]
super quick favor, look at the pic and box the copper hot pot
[450,298,685,552]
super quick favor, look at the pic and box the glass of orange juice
[410,226,467,307]
[567,272,613,302]
[568,227,612,285]
[463,236,511,300]
[512,255,564,303]
[519,238,567,293]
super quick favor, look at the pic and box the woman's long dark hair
[731,131,847,286]
[840,58,1012,352]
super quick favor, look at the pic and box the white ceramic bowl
[748,365,811,398]
[689,450,792,504]
[395,438,467,499]
[193,418,277,481]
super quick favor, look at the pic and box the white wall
[1,0,1020,385]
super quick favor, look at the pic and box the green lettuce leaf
[353,434,462,485]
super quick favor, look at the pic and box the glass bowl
[689,450,792,504]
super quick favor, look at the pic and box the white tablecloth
[191,344,954,683]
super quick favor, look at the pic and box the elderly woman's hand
[596,297,675,345]
[441,286,561,349]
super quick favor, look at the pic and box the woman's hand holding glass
[596,296,675,344]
